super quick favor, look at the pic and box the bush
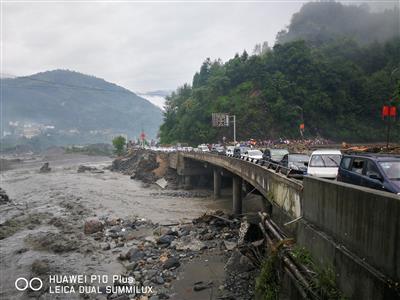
[112,136,126,156]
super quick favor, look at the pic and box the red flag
[389,106,397,117]
[382,106,390,118]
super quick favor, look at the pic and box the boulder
[163,257,180,270]
[39,162,51,173]
[84,218,104,234]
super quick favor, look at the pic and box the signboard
[212,113,229,127]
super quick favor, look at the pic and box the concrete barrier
[298,176,400,299]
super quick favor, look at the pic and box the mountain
[276,2,400,45]
[1,70,163,145]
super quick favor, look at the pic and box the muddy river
[1,153,263,299]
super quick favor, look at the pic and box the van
[307,149,342,179]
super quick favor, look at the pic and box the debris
[0,188,10,204]
[224,241,236,251]
[39,162,51,173]
[172,236,206,251]
[155,178,168,189]
[193,281,213,291]
[77,165,104,173]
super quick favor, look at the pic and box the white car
[243,149,263,160]
[226,146,235,155]
[197,145,210,152]
[307,149,342,179]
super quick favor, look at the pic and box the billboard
[212,113,229,127]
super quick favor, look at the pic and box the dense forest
[159,2,400,145]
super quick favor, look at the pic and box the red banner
[382,106,390,118]
[389,106,397,117]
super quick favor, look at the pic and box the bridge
[168,151,399,300]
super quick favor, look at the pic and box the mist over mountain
[1,70,163,146]
[137,90,172,110]
[276,2,400,45]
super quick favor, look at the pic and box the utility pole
[231,115,236,144]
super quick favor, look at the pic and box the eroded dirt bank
[0,153,259,300]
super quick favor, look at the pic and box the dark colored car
[262,148,289,164]
[280,153,310,176]
[337,154,400,194]
[233,146,250,158]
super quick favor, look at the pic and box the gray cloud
[4,1,305,92]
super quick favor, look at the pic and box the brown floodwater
[0,152,263,299]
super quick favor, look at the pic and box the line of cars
[204,145,400,195]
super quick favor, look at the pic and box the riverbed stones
[157,234,175,245]
[162,257,180,269]
[84,218,104,234]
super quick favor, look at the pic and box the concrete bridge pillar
[183,175,192,190]
[232,175,243,215]
[213,168,221,199]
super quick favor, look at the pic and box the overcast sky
[1,1,394,93]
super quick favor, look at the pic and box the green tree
[112,136,126,156]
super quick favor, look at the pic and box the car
[211,144,225,155]
[262,148,289,164]
[307,149,342,179]
[197,145,210,152]
[233,146,249,158]
[243,149,263,160]
[226,146,235,156]
[280,153,310,176]
[337,153,400,194]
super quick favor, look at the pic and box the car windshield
[379,161,400,180]
[270,149,288,156]
[289,155,309,162]
[248,150,262,156]
[310,154,341,167]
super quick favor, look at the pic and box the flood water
[0,152,263,299]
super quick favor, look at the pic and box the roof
[342,153,400,161]
[311,149,342,155]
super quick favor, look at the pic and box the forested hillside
[159,2,400,145]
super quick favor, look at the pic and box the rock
[125,262,137,271]
[102,243,111,250]
[149,296,159,300]
[225,249,255,273]
[193,281,213,291]
[172,236,206,251]
[152,276,164,285]
[157,234,175,245]
[224,241,236,251]
[0,188,10,204]
[126,247,145,262]
[201,232,215,240]
[84,218,104,234]
[146,269,157,279]
[39,162,51,173]
[163,257,180,270]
